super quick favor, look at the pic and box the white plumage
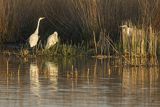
[120,25,133,37]
[29,33,39,48]
[29,17,45,48]
[45,32,59,49]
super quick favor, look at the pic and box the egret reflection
[29,63,40,98]
[44,61,58,90]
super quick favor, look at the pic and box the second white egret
[45,32,59,49]
[120,25,133,37]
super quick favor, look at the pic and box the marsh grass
[43,42,89,57]
[0,39,89,58]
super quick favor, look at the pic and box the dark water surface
[0,55,160,107]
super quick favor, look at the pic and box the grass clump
[43,43,90,57]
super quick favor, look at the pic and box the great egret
[29,17,45,48]
[120,24,133,54]
[45,31,59,49]
[120,25,133,36]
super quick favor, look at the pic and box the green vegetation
[13,42,91,58]
[43,43,91,57]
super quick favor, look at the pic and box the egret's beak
[120,25,127,28]
[41,17,45,19]
[39,17,45,20]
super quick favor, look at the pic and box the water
[0,55,159,107]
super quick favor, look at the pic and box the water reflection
[0,55,159,107]
[44,61,58,90]
[121,67,159,106]
[29,63,40,98]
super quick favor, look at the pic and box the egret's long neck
[34,19,41,35]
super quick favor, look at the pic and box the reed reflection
[122,66,159,92]
[121,66,159,106]
[0,56,21,87]
[62,58,160,105]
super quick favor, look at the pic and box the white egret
[120,25,133,36]
[120,24,133,54]
[29,17,45,48]
[45,31,59,49]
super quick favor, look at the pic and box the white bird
[45,31,59,49]
[120,25,133,36]
[29,17,45,48]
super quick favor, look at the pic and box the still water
[0,55,159,107]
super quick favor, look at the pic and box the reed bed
[121,21,158,57]
[0,0,140,42]
[42,0,140,44]
[0,0,160,57]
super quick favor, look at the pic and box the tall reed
[0,0,44,43]
[43,0,140,44]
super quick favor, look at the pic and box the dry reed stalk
[93,31,97,55]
